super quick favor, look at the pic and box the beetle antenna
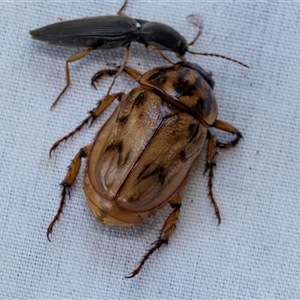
[186,14,249,68]
[188,50,249,68]
[187,14,204,47]
[117,0,128,15]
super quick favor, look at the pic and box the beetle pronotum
[30,0,248,109]
[47,61,242,278]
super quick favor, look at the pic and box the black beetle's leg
[126,193,181,278]
[213,119,243,149]
[49,92,125,156]
[146,45,175,65]
[204,131,221,224]
[105,46,131,96]
[51,48,94,110]
[47,144,92,241]
[117,0,128,15]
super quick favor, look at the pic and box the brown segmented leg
[205,120,242,223]
[105,47,131,96]
[146,45,175,65]
[47,144,92,241]
[51,48,94,110]
[126,193,181,278]
[49,92,125,156]
[213,119,243,149]
[91,69,118,89]
[91,65,143,89]
[204,131,221,224]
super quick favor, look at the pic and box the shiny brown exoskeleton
[30,0,249,109]
[47,61,242,278]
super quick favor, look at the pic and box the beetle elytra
[30,0,249,109]
[47,61,242,278]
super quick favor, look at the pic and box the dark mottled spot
[188,123,199,142]
[179,150,187,162]
[157,167,165,186]
[138,165,166,186]
[177,68,191,80]
[193,66,214,90]
[118,115,129,124]
[137,164,150,179]
[123,151,130,166]
[173,77,194,97]
[128,196,137,203]
[134,92,147,107]
[148,70,167,85]
[105,141,123,153]
[196,93,214,118]
[105,142,124,166]
[197,97,205,112]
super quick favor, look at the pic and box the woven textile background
[1,1,299,299]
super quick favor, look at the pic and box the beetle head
[135,21,188,56]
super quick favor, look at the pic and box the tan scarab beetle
[48,61,242,278]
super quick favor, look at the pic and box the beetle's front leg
[47,144,92,241]
[126,193,181,278]
[50,92,125,156]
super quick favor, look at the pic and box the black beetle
[30,0,248,109]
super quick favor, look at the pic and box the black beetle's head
[135,20,188,56]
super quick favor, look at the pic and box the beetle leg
[49,93,125,156]
[146,45,175,65]
[47,144,92,241]
[91,64,143,88]
[91,69,118,89]
[51,48,94,110]
[126,193,181,278]
[105,47,131,96]
[204,131,221,224]
[213,119,243,149]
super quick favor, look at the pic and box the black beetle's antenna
[186,14,249,68]
[187,14,203,47]
[188,50,249,68]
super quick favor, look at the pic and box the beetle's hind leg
[47,144,92,241]
[204,131,221,224]
[49,92,125,156]
[51,48,94,110]
[205,120,243,224]
[126,193,181,278]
